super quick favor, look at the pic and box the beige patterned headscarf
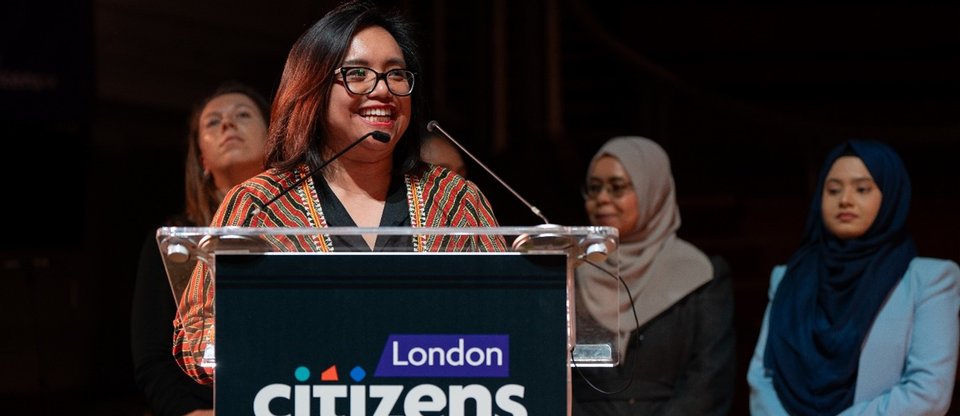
[577,137,713,356]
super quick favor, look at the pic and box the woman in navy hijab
[748,140,960,415]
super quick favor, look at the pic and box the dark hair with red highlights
[265,0,424,175]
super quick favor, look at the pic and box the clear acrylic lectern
[157,226,620,415]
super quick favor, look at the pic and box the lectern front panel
[215,252,567,415]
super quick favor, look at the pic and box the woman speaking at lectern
[174,0,505,383]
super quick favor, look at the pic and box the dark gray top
[573,256,735,416]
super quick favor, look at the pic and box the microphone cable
[570,258,644,395]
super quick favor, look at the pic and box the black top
[313,173,412,251]
[131,230,212,416]
[572,256,736,416]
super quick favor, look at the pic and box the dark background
[1,0,958,414]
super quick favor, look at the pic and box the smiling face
[198,92,268,188]
[821,156,883,240]
[584,156,639,236]
[325,25,412,163]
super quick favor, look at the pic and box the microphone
[426,120,550,224]
[250,131,391,217]
[425,121,592,254]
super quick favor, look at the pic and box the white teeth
[360,108,392,117]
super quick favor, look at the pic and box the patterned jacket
[174,163,505,383]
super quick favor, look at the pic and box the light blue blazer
[748,257,960,415]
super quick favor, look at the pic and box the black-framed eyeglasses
[581,181,634,200]
[334,66,416,96]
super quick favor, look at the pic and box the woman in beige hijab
[572,137,735,415]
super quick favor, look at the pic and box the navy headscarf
[764,140,917,415]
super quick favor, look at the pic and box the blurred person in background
[131,81,269,416]
[573,136,735,415]
[749,139,960,415]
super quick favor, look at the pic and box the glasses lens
[339,67,415,96]
[609,183,626,198]
[583,183,601,199]
[345,68,376,94]
[386,69,415,96]
[583,182,631,199]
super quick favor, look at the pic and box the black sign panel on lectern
[214,253,567,415]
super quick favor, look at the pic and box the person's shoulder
[897,258,960,306]
[907,257,960,287]
[766,264,789,294]
[247,168,298,190]
[695,255,733,298]
[417,163,479,194]
[910,257,960,272]
[771,264,788,276]
[707,255,732,280]
[419,162,464,183]
[231,168,298,202]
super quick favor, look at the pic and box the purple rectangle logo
[374,334,509,378]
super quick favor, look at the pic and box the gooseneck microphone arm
[426,120,550,224]
[250,131,391,217]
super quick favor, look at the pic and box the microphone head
[426,120,439,133]
[371,131,391,143]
